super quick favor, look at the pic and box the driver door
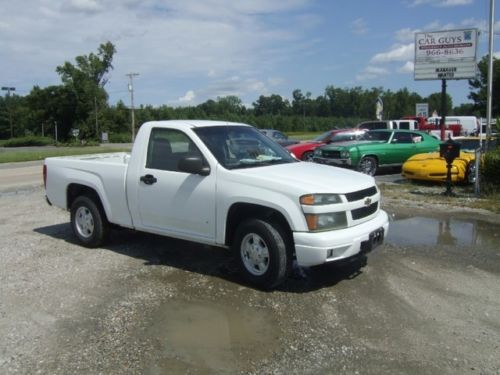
[136,128,216,242]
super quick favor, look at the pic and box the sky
[1,0,499,112]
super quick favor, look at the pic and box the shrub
[3,136,54,147]
[58,139,100,147]
[108,133,132,143]
[481,148,500,187]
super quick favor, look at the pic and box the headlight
[340,150,350,158]
[300,194,342,205]
[305,212,348,231]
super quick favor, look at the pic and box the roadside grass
[0,146,131,163]
[379,180,500,214]
[287,132,321,141]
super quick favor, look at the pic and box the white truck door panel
[133,127,217,241]
[137,169,216,240]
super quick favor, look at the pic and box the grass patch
[0,146,131,163]
[287,132,321,141]
[379,180,500,214]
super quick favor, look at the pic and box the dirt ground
[0,183,499,374]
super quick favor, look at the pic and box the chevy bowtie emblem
[364,197,372,207]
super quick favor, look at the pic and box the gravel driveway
[0,183,499,374]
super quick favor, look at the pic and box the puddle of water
[387,213,500,247]
[145,299,279,373]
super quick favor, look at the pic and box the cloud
[351,18,368,35]
[63,0,104,14]
[178,90,196,102]
[356,66,390,81]
[409,0,473,7]
[371,43,414,63]
[398,61,414,73]
[395,28,420,43]
[1,0,315,104]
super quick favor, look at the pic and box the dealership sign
[414,29,478,80]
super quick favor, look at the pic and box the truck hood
[224,162,375,195]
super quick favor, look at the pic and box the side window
[146,128,203,171]
[393,132,413,144]
[399,121,410,130]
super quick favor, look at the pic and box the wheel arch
[358,153,379,165]
[67,183,109,221]
[225,203,294,252]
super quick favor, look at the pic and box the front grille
[352,202,378,220]
[321,150,341,158]
[345,186,377,202]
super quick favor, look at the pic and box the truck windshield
[194,126,297,169]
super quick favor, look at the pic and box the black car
[260,129,299,147]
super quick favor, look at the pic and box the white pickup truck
[44,120,389,288]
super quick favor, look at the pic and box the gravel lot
[0,182,499,374]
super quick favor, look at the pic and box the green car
[312,129,441,176]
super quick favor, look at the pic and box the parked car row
[310,129,441,176]
[266,126,497,185]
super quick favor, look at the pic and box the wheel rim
[75,206,94,239]
[240,233,270,276]
[359,158,376,175]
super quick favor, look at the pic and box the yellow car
[401,137,497,184]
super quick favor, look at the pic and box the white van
[427,116,479,135]
[357,120,418,131]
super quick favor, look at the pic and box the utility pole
[485,0,495,153]
[1,86,16,138]
[94,96,99,140]
[126,73,139,142]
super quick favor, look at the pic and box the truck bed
[45,152,133,227]
[51,152,131,165]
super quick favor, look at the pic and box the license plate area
[361,227,384,253]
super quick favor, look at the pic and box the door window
[146,128,203,171]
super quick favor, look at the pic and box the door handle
[140,174,157,185]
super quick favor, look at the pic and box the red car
[286,128,367,161]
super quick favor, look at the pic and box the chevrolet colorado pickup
[44,120,389,288]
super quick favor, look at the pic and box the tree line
[0,42,498,141]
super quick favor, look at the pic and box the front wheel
[466,162,476,184]
[358,156,378,176]
[301,151,314,162]
[70,196,109,248]
[233,219,292,289]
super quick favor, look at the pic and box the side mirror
[178,156,210,176]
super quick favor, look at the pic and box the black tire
[233,219,292,289]
[358,156,378,176]
[70,195,109,248]
[301,151,314,162]
[466,162,476,184]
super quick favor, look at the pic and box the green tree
[468,55,500,117]
[25,85,78,140]
[56,41,116,138]
[253,95,290,116]
[426,92,453,117]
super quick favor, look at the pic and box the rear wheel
[358,156,378,176]
[70,196,109,248]
[233,219,292,289]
